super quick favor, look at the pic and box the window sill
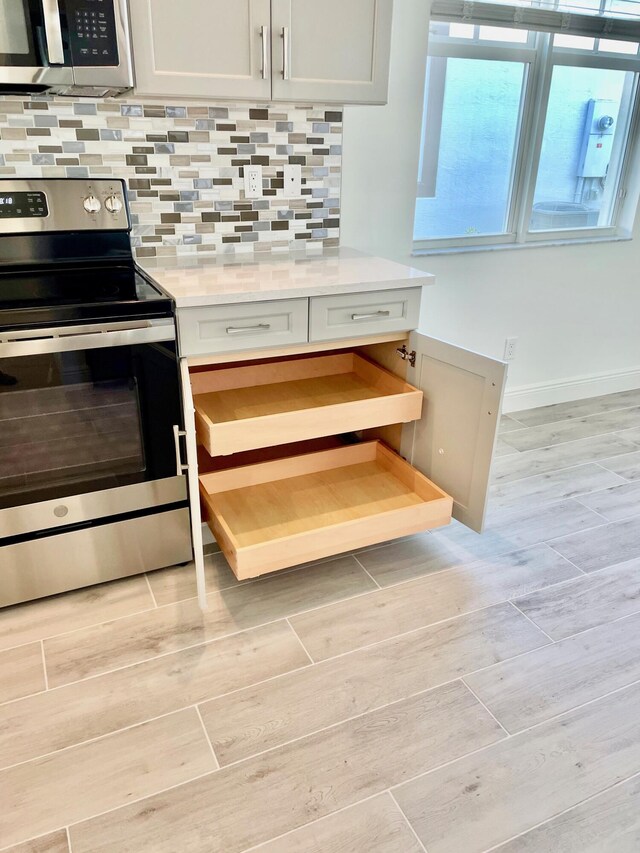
[412,233,633,257]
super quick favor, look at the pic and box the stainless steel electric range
[0,178,192,607]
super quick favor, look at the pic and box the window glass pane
[531,65,635,231]
[478,25,529,43]
[606,0,640,18]
[553,33,595,50]
[414,58,526,240]
[598,37,639,53]
[449,22,475,38]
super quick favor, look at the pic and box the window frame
[413,26,640,252]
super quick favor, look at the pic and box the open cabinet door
[400,332,507,532]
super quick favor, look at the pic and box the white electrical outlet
[244,165,262,199]
[504,337,518,360]
[283,164,302,196]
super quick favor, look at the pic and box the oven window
[0,342,181,509]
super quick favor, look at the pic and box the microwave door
[0,0,71,91]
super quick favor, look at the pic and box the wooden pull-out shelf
[192,352,423,457]
[199,440,453,580]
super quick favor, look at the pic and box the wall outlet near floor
[283,164,302,196]
[504,337,518,360]
[244,165,263,198]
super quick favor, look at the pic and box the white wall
[340,0,640,411]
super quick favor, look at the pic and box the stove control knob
[105,194,123,214]
[83,195,101,214]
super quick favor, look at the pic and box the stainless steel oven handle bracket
[173,425,189,477]
[42,0,65,65]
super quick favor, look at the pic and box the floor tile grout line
[492,445,640,486]
[523,603,640,648]
[382,677,640,801]
[0,552,378,659]
[66,825,73,853]
[388,790,430,853]
[509,396,640,427]
[0,545,553,687]
[0,701,236,775]
[508,601,556,644]
[478,767,640,853]
[0,544,629,718]
[0,827,70,853]
[0,623,547,775]
[143,573,158,608]
[352,554,382,589]
[194,704,220,771]
[496,408,640,453]
[30,670,640,850]
[0,535,592,664]
[489,469,631,513]
[40,639,49,692]
[460,677,512,737]
[0,601,161,657]
[236,791,388,853]
[63,765,219,837]
[544,541,587,573]
[285,617,315,664]
[0,620,311,710]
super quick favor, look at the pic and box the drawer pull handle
[351,310,391,321]
[226,323,272,335]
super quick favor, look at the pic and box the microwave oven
[0,0,133,97]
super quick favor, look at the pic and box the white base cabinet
[176,291,507,608]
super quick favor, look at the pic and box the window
[414,4,640,250]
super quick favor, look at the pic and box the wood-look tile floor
[2,389,640,852]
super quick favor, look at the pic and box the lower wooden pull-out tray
[199,440,453,580]
[191,352,423,457]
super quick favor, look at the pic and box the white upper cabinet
[130,0,272,100]
[401,333,508,533]
[270,0,393,104]
[130,0,393,104]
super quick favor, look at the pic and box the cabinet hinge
[396,345,416,368]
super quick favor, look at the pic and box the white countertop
[137,247,435,307]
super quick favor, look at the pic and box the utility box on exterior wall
[577,99,619,178]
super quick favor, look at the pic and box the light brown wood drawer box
[177,298,309,356]
[309,288,422,341]
[199,440,453,579]
[191,352,423,457]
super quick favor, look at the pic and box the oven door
[0,319,187,540]
[0,0,73,91]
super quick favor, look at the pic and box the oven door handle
[0,319,175,358]
[173,425,189,477]
[42,0,65,65]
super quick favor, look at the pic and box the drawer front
[177,299,309,356]
[309,288,422,342]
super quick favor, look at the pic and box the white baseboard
[503,365,640,413]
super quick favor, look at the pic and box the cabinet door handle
[172,425,188,476]
[351,310,391,321]
[260,25,269,79]
[282,27,290,80]
[226,323,272,335]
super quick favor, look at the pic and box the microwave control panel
[67,0,120,67]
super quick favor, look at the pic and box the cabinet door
[400,333,507,533]
[130,0,271,100]
[270,0,393,104]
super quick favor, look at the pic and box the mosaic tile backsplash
[0,96,342,258]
